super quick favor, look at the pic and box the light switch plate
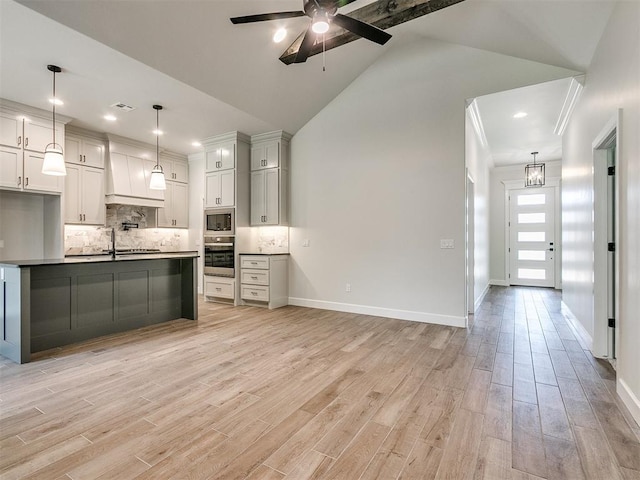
[302,239,310,247]
[440,239,455,249]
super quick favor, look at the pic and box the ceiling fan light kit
[230,0,392,64]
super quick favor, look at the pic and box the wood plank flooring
[1,286,639,479]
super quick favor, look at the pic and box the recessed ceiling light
[513,112,528,119]
[192,141,202,147]
[49,98,63,106]
[273,28,287,43]
[103,114,117,121]
[153,129,163,135]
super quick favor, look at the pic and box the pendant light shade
[42,65,66,176]
[149,104,166,190]
[525,151,545,187]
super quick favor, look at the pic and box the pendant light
[525,151,545,187]
[42,65,66,176]
[149,104,166,190]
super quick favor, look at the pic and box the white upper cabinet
[205,170,235,208]
[205,141,235,171]
[65,133,105,168]
[159,155,188,183]
[65,163,105,225]
[157,182,188,228]
[0,105,66,194]
[251,140,280,170]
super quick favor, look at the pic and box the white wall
[489,162,562,286]
[465,108,492,309]
[188,152,204,294]
[561,1,640,424]
[288,37,577,326]
[0,190,51,261]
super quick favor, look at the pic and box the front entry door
[509,187,556,287]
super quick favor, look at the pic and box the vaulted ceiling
[1,0,615,161]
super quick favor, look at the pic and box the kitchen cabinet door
[205,141,235,171]
[251,140,279,170]
[23,151,62,193]
[23,118,58,153]
[64,164,81,223]
[251,169,279,225]
[82,138,105,168]
[157,185,173,228]
[0,112,21,148]
[205,170,235,208]
[219,169,235,207]
[0,146,21,189]
[172,161,188,183]
[81,167,105,224]
[65,136,82,165]
[172,182,189,227]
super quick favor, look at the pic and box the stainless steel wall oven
[203,236,235,277]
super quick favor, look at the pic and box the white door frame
[592,110,621,359]
[502,178,561,289]
[466,172,475,316]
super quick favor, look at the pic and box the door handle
[17,136,21,146]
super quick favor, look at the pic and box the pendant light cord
[156,107,159,167]
[52,69,56,146]
[322,33,326,72]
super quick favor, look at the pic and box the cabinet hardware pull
[79,214,83,221]
[17,136,21,146]
[24,137,28,147]
[79,154,83,161]
[216,287,221,291]
[83,155,86,162]
[17,176,21,186]
[25,177,28,186]
[83,214,86,221]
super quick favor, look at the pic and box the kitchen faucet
[110,228,116,258]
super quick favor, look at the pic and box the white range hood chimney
[105,134,164,208]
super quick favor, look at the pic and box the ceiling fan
[230,0,392,64]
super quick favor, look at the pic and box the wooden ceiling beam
[279,0,465,65]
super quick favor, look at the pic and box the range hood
[105,135,164,208]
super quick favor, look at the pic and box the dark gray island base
[0,252,198,363]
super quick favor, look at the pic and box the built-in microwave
[204,208,234,235]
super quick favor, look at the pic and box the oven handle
[204,243,234,247]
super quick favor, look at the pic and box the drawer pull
[251,276,258,280]
[251,291,258,296]
[215,287,221,291]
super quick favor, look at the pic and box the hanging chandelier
[525,151,545,187]
[42,64,66,176]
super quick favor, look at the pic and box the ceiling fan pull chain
[322,33,326,72]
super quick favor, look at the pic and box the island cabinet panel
[77,273,114,328]
[31,277,72,337]
[118,270,150,320]
[0,255,198,363]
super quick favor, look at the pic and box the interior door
[509,187,555,287]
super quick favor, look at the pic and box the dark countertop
[238,252,290,256]
[0,251,199,268]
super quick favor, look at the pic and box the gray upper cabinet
[249,131,291,226]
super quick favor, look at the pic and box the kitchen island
[0,252,198,363]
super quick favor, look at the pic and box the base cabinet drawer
[241,269,269,286]
[204,276,235,300]
[241,285,269,302]
[241,256,269,270]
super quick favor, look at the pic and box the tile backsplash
[64,205,188,255]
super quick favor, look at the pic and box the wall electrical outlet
[440,239,455,249]
[346,283,351,292]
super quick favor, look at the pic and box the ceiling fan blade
[336,0,359,7]
[230,11,305,24]
[293,27,316,63]
[332,13,392,45]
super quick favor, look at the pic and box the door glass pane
[518,268,546,280]
[518,212,546,224]
[518,231,545,242]
[517,194,546,206]
[518,250,546,261]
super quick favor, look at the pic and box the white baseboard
[287,297,466,328]
[561,301,594,351]
[489,279,509,287]
[617,378,640,427]
[474,284,490,312]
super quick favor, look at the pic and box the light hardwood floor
[1,286,639,479]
